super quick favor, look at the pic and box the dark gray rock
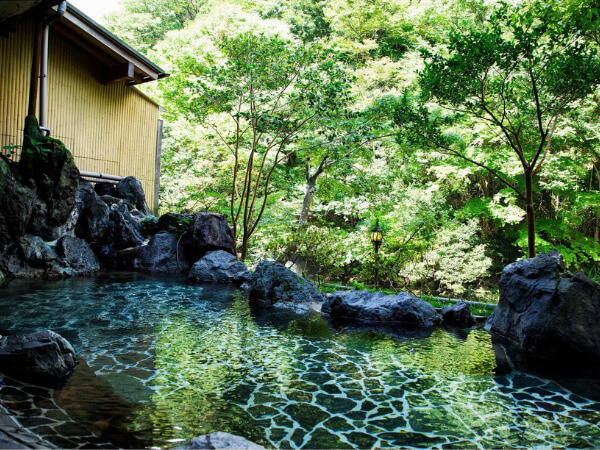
[182,213,236,262]
[44,150,79,234]
[96,208,144,257]
[322,290,441,328]
[26,199,49,237]
[75,181,96,213]
[0,166,36,249]
[75,186,110,242]
[0,330,76,386]
[249,261,326,313]
[120,233,189,274]
[94,181,117,197]
[487,251,600,369]
[0,246,45,278]
[189,250,251,284]
[112,203,143,234]
[76,186,143,267]
[181,433,265,450]
[100,194,129,206]
[441,301,475,327]
[3,234,97,279]
[19,124,80,239]
[131,209,145,220]
[56,236,100,274]
[27,199,78,241]
[116,176,152,215]
[18,235,57,267]
[44,263,75,280]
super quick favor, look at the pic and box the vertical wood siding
[0,20,159,207]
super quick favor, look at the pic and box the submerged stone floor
[1,276,600,449]
[0,404,54,449]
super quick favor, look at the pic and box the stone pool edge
[0,405,54,449]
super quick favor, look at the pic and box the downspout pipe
[39,1,67,134]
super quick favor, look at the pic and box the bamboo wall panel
[0,19,160,207]
[0,20,33,156]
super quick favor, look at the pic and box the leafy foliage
[107,0,600,298]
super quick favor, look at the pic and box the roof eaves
[64,2,168,81]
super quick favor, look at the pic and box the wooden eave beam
[60,10,161,82]
[52,24,118,67]
[103,61,134,84]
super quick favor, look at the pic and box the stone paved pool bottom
[0,275,600,449]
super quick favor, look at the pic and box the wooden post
[154,118,164,214]
[28,22,43,117]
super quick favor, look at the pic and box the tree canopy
[106,0,600,299]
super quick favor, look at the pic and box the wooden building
[0,1,168,210]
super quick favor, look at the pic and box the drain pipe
[39,1,67,135]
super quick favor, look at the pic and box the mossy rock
[0,158,10,178]
[19,115,80,238]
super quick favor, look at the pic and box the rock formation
[487,251,600,372]
[441,301,475,327]
[249,261,326,313]
[0,330,76,386]
[323,290,441,328]
[189,250,251,284]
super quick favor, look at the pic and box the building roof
[1,1,169,85]
[0,1,59,22]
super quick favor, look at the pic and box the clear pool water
[1,275,600,449]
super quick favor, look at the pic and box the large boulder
[182,213,236,262]
[0,330,76,386]
[112,203,143,234]
[0,246,45,278]
[94,208,144,266]
[56,235,100,274]
[19,119,80,240]
[188,250,251,284]
[249,261,326,313]
[323,291,441,328]
[0,164,36,249]
[119,233,190,274]
[75,183,111,242]
[116,176,152,215]
[181,433,265,450]
[18,234,57,267]
[487,251,600,370]
[441,301,475,327]
[76,184,144,267]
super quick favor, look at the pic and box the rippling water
[0,274,599,449]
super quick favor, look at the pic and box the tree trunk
[240,232,249,261]
[299,175,317,226]
[231,223,239,258]
[525,168,536,258]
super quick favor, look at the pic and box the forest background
[103,0,600,301]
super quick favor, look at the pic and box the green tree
[162,31,352,259]
[394,0,600,257]
[104,0,205,54]
[288,0,332,42]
